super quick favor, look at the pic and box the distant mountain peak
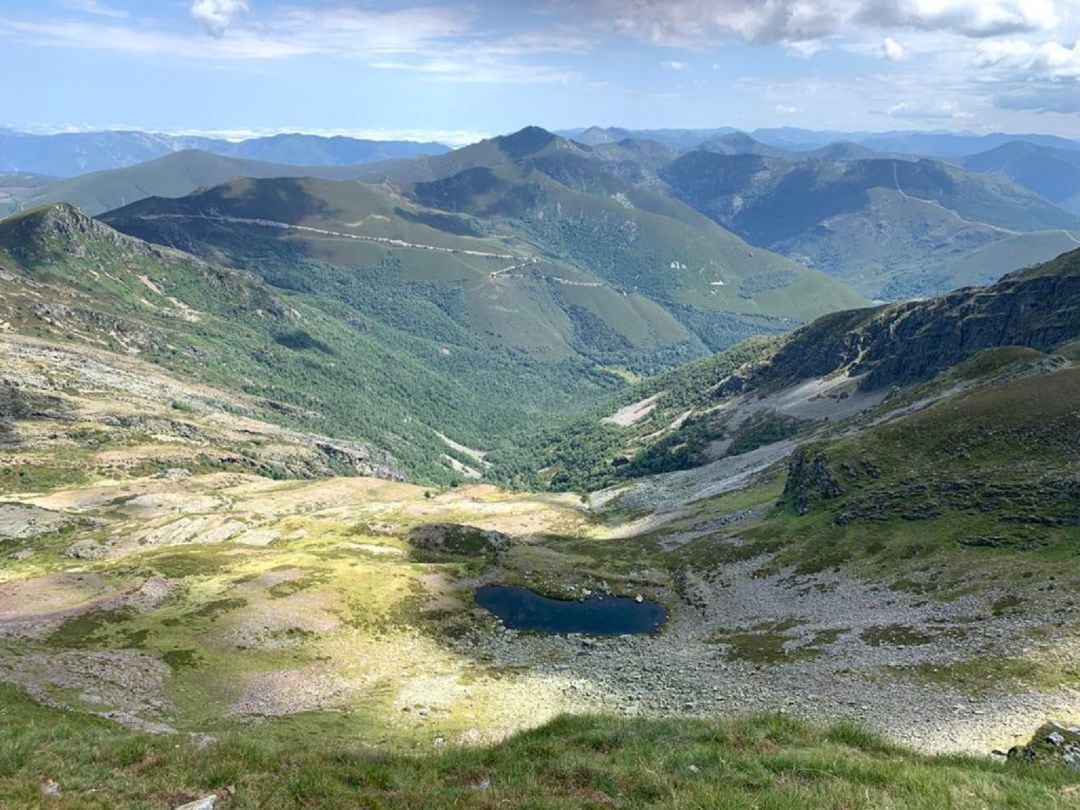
[699,132,789,157]
[579,126,617,145]
[494,126,558,160]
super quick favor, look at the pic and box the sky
[2,0,1080,144]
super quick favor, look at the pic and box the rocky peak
[0,202,135,262]
[494,126,559,160]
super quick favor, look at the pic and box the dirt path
[134,212,519,260]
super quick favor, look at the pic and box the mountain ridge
[0,128,449,176]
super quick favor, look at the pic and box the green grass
[1,685,1076,808]
[709,621,843,664]
[900,644,1080,697]
[743,365,1080,588]
[860,625,935,647]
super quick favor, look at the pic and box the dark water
[475,585,666,635]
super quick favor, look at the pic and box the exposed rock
[408,524,511,558]
[175,796,217,810]
[230,666,354,717]
[0,503,77,540]
[315,440,404,481]
[64,540,109,560]
[727,251,1080,392]
[0,650,174,728]
[783,447,843,515]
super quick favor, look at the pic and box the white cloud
[854,0,1060,38]
[578,0,1080,127]
[774,104,798,114]
[995,85,1080,112]
[886,99,974,119]
[784,39,828,58]
[0,5,582,84]
[975,37,1080,80]
[880,36,909,60]
[58,0,128,18]
[662,59,690,69]
[190,0,249,37]
[581,0,1067,46]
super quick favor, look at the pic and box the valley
[8,0,1080,795]
[1,125,1078,807]
[0,330,1075,760]
[1,239,1077,791]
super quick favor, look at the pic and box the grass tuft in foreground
[1,685,1077,808]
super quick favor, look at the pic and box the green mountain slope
[407,159,864,321]
[660,152,1080,299]
[960,141,1080,214]
[0,203,630,483]
[20,150,379,216]
[532,247,1080,492]
[771,363,1079,573]
[100,132,865,368]
[0,171,55,215]
[4,695,1075,808]
[101,175,709,370]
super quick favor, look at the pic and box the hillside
[20,150,379,216]
[0,208,1078,808]
[3,698,1076,807]
[101,131,865,367]
[0,203,631,483]
[533,247,1080,491]
[560,125,737,149]
[660,151,1080,298]
[0,171,54,216]
[699,132,791,157]
[22,127,1080,303]
[0,238,1076,801]
[961,141,1080,215]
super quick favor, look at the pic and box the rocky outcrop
[0,202,137,263]
[997,722,1080,769]
[408,524,511,558]
[783,447,843,515]
[313,440,404,482]
[752,249,1080,390]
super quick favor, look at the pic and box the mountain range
[535,246,1080,491]
[562,125,1080,156]
[1,132,863,484]
[6,125,1080,301]
[659,150,1080,298]
[0,128,449,177]
[1,122,1079,805]
[960,140,1080,215]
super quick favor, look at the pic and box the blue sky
[3,0,1080,144]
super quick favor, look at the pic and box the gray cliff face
[759,249,1080,390]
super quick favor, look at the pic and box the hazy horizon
[3,0,1079,142]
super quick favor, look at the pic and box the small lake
[475,585,666,635]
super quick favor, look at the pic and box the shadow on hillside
[0,379,74,446]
